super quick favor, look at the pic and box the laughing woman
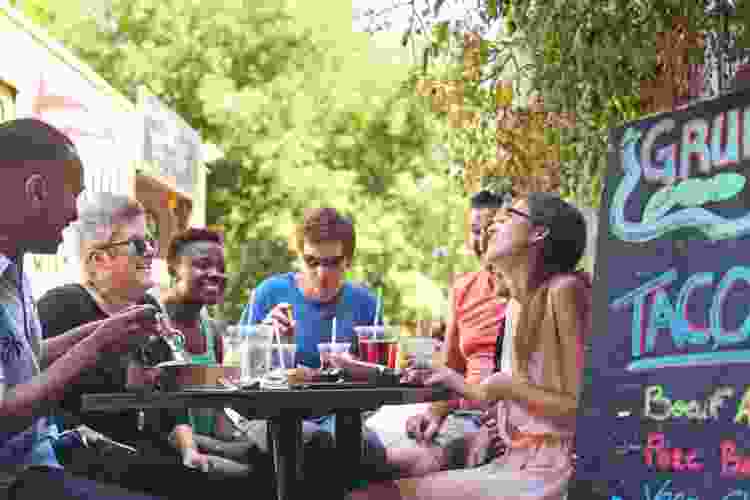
[350,192,592,500]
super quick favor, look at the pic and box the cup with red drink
[354,326,401,369]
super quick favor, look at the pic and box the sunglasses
[303,254,346,269]
[97,237,159,258]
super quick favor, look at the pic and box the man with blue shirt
[238,208,393,490]
[241,207,379,368]
[0,118,166,500]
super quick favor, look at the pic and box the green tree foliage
[367,0,750,207]
[29,0,478,323]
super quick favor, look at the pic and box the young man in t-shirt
[241,207,379,368]
[238,208,391,485]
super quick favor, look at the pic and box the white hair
[61,192,144,268]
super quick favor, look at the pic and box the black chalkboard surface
[575,87,750,500]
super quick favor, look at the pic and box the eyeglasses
[97,237,159,258]
[489,207,541,230]
[506,207,532,220]
[303,254,346,269]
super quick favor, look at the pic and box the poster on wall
[138,86,202,197]
[575,87,750,499]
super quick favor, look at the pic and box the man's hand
[126,363,162,390]
[91,305,161,353]
[405,409,447,444]
[265,303,295,338]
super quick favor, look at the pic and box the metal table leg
[268,416,304,500]
[335,410,363,494]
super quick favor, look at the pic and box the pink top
[497,272,591,440]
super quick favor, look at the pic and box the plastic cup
[318,342,352,370]
[354,326,401,369]
[399,337,438,369]
[227,325,275,379]
[221,327,245,369]
[269,343,297,371]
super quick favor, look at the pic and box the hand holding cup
[93,304,161,353]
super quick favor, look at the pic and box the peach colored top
[445,270,507,410]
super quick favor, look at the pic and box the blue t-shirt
[240,273,380,369]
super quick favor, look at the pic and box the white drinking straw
[332,317,337,344]
[273,325,286,370]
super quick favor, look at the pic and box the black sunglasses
[303,254,346,269]
[97,237,158,257]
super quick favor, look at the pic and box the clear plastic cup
[399,337,438,369]
[221,328,245,369]
[226,325,275,379]
[318,342,352,370]
[354,326,400,368]
[269,343,297,371]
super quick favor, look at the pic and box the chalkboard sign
[575,87,750,500]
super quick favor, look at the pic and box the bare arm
[0,333,100,435]
[432,286,462,416]
[466,277,589,418]
[41,319,106,366]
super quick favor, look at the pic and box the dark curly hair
[167,227,224,274]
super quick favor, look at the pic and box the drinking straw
[374,288,383,326]
[273,324,286,370]
[247,291,255,326]
[332,317,337,344]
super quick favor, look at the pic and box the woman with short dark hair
[158,227,263,477]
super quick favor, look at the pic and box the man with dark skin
[0,118,167,499]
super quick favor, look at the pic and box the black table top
[82,386,454,419]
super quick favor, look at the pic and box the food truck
[575,85,750,499]
[0,3,211,298]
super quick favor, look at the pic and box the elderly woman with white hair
[36,192,264,500]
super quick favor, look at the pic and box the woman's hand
[402,365,473,398]
[478,371,516,401]
[182,448,211,472]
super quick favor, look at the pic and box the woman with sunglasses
[348,192,591,500]
[37,193,261,500]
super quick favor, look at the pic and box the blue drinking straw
[374,287,383,326]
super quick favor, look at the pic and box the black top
[36,283,178,444]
